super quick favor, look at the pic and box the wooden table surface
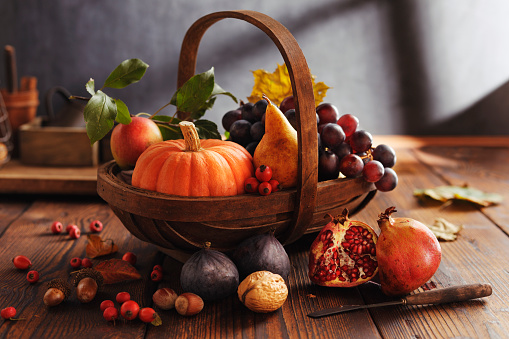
[1,136,508,339]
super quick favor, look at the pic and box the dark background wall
[1,0,508,135]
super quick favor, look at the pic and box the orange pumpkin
[132,121,254,197]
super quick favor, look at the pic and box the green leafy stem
[71,58,237,145]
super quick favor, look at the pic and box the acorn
[73,268,104,303]
[43,279,72,307]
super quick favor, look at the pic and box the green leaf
[86,78,95,96]
[211,82,237,103]
[194,119,221,140]
[152,115,183,140]
[115,99,132,124]
[103,58,149,89]
[414,185,503,207]
[174,67,215,114]
[190,97,216,120]
[84,91,117,145]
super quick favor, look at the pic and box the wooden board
[0,160,98,195]
[18,117,99,167]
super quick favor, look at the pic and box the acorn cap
[72,268,104,289]
[47,278,72,301]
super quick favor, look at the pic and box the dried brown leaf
[94,258,142,284]
[86,234,118,258]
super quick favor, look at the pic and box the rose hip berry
[89,220,103,233]
[66,224,78,233]
[81,258,93,268]
[255,165,272,182]
[258,181,272,196]
[122,252,137,266]
[70,257,82,268]
[116,291,130,304]
[153,264,163,272]
[1,307,16,320]
[27,270,39,283]
[268,179,281,193]
[244,177,260,194]
[138,307,158,323]
[100,300,115,312]
[69,227,81,239]
[103,306,119,322]
[120,300,140,320]
[150,270,163,282]
[12,255,32,270]
[51,221,63,234]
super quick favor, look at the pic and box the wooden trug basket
[97,10,376,261]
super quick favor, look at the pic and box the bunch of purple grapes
[316,103,398,192]
[222,99,268,156]
[222,95,398,192]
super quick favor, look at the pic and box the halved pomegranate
[308,209,378,287]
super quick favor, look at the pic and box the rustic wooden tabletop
[1,136,508,339]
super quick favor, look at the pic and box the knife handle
[404,283,492,306]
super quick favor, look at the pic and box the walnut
[237,270,288,313]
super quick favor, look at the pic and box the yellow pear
[253,95,298,188]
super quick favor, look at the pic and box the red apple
[110,116,163,170]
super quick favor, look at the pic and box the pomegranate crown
[378,206,397,222]
[327,208,350,225]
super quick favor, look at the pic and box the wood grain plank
[0,196,31,235]
[414,145,509,235]
[0,197,161,339]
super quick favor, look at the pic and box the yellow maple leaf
[247,63,331,107]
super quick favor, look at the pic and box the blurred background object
[0,90,13,165]
[0,0,508,136]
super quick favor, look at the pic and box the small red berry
[150,270,163,282]
[152,264,163,272]
[122,252,137,266]
[89,220,103,233]
[69,227,81,239]
[120,300,140,320]
[255,165,272,182]
[138,307,159,323]
[27,270,39,283]
[12,255,32,270]
[100,300,115,312]
[268,179,281,192]
[258,181,272,196]
[70,257,82,268]
[244,177,260,194]
[66,224,78,233]
[81,258,93,268]
[51,221,63,234]
[103,306,119,322]
[1,307,16,320]
[116,291,131,304]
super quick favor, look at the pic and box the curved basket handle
[177,10,318,244]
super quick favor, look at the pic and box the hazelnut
[175,293,204,316]
[237,270,288,313]
[153,288,178,310]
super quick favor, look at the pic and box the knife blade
[307,283,492,318]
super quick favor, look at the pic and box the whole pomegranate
[376,207,442,296]
[308,209,378,287]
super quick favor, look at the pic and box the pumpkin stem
[180,121,202,152]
